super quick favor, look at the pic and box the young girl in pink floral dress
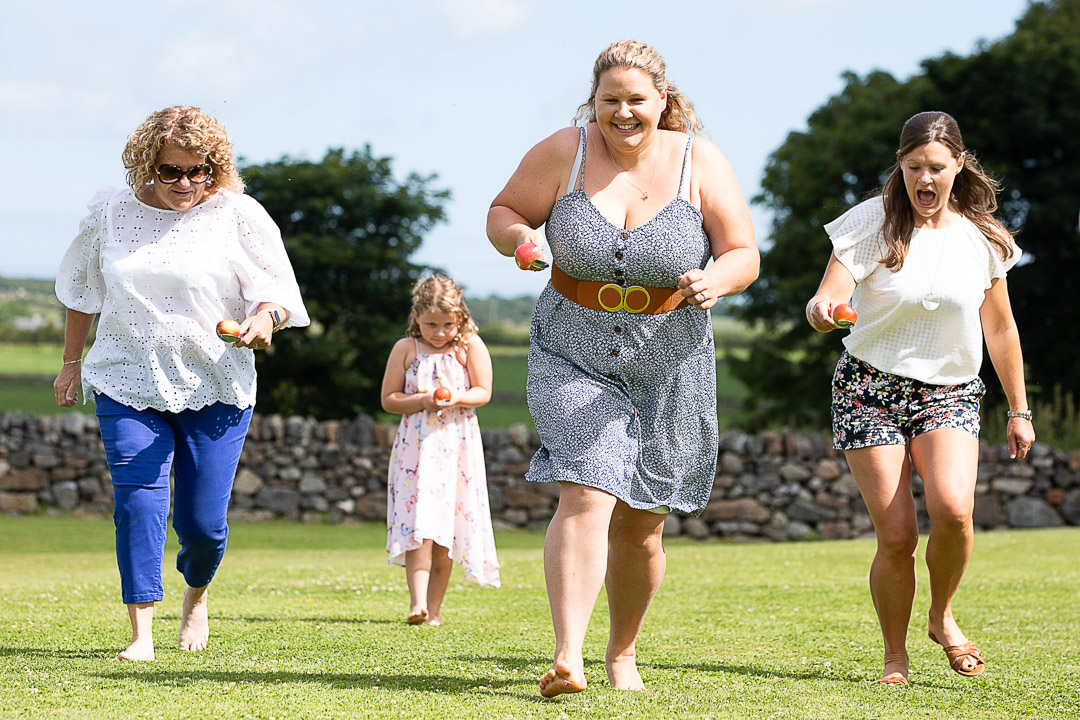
[380,276,500,625]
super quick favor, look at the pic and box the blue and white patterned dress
[526,126,718,514]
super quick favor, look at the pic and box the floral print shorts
[831,351,985,450]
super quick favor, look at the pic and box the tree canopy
[734,0,1080,428]
[243,148,449,419]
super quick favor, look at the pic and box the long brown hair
[406,275,478,354]
[573,39,702,135]
[880,111,1013,269]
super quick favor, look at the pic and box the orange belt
[550,263,689,314]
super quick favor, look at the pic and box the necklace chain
[604,141,657,201]
[921,222,953,311]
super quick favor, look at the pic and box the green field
[1,516,1077,719]
[0,343,750,429]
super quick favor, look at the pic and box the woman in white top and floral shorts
[806,112,1034,686]
[54,106,308,661]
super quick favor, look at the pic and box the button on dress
[525,127,718,514]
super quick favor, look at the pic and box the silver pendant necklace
[921,222,952,311]
[605,141,657,201]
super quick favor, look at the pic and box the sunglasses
[155,163,213,184]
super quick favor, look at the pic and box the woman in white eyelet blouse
[806,111,1034,686]
[53,105,309,662]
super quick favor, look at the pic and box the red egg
[832,303,858,328]
[514,242,549,271]
[433,386,452,404]
[216,319,243,343]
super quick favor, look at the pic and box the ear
[957,152,966,173]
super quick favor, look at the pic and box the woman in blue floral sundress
[487,40,758,697]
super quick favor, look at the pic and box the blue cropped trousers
[95,394,252,604]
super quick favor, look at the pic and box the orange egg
[832,303,858,328]
[216,319,243,342]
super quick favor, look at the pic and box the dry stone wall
[3,410,1079,540]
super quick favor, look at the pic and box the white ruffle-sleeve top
[55,186,310,412]
[827,196,1020,385]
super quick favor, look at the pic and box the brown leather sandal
[929,631,985,677]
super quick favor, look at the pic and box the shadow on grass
[154,615,398,626]
[0,646,115,660]
[89,668,539,699]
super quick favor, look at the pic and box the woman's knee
[874,523,919,559]
[172,513,228,549]
[927,501,973,533]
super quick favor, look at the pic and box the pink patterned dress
[386,344,500,587]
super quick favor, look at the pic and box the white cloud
[434,0,535,39]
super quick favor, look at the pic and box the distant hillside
[465,295,536,328]
[0,277,64,341]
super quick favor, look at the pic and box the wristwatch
[266,309,283,332]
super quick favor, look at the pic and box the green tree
[919,0,1080,402]
[735,0,1080,427]
[733,71,929,428]
[243,148,449,419]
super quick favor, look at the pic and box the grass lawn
[1,517,1077,719]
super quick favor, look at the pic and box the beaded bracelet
[62,358,82,365]
[1007,409,1032,421]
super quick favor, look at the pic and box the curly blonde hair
[122,106,244,194]
[406,275,478,352]
[573,39,703,135]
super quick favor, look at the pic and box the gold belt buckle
[597,283,650,313]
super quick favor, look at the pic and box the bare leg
[116,601,155,661]
[846,444,918,685]
[178,584,210,651]
[604,502,666,690]
[405,540,433,624]
[910,429,983,672]
[425,543,453,625]
[539,483,617,698]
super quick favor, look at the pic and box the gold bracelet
[62,358,82,365]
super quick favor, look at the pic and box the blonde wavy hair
[881,111,1014,269]
[573,39,703,135]
[406,275,478,353]
[122,106,245,194]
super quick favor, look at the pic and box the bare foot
[539,659,586,698]
[178,585,210,651]
[423,615,442,626]
[114,636,155,661]
[876,651,909,686]
[606,653,645,690]
[407,608,428,625]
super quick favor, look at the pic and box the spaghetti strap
[565,126,587,195]
[677,137,694,202]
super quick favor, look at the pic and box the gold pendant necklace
[605,141,657,201]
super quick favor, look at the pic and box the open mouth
[614,122,638,132]
[916,189,936,206]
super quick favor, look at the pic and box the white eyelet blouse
[827,196,1020,385]
[55,186,310,413]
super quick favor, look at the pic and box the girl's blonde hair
[122,105,245,195]
[406,275,478,352]
[573,39,703,135]
[880,111,1014,269]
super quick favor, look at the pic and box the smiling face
[144,143,210,212]
[901,140,964,225]
[594,66,666,153]
[415,309,460,349]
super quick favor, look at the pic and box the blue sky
[0,0,1031,298]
